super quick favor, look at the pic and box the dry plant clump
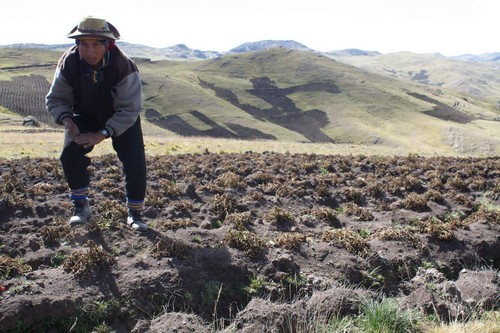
[0,255,32,279]
[40,219,71,245]
[462,204,500,226]
[210,193,236,220]
[340,187,366,205]
[223,230,268,258]
[424,189,445,203]
[343,202,374,221]
[265,206,295,225]
[246,171,275,185]
[272,232,307,250]
[31,182,56,196]
[374,227,428,253]
[215,171,246,189]
[383,175,419,196]
[414,217,456,241]
[158,179,182,197]
[276,184,293,197]
[170,199,194,213]
[366,182,385,199]
[63,240,115,278]
[447,191,475,208]
[400,193,430,212]
[310,207,338,224]
[448,174,469,192]
[149,236,192,259]
[157,218,194,231]
[322,228,370,256]
[224,211,254,230]
[93,199,128,224]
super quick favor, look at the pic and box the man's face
[77,38,107,67]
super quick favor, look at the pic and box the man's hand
[62,118,106,148]
[74,132,106,149]
[62,118,80,140]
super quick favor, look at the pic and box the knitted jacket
[46,45,142,137]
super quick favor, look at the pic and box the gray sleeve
[45,67,75,125]
[106,71,143,137]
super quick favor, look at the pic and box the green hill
[138,48,499,155]
[1,47,499,156]
[332,51,500,107]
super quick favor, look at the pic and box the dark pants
[60,116,147,203]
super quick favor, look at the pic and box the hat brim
[67,31,117,40]
[67,22,120,40]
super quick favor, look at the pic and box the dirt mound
[0,153,499,332]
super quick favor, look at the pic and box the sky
[1,0,498,56]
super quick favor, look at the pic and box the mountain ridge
[3,40,499,62]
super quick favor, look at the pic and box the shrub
[357,296,422,333]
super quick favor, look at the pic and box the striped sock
[70,187,89,201]
[127,198,144,211]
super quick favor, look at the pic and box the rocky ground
[0,152,499,332]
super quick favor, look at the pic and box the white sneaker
[127,209,147,231]
[69,199,91,225]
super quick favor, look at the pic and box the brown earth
[0,153,499,332]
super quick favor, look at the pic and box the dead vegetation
[0,153,498,332]
[63,240,116,278]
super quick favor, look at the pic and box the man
[46,16,147,231]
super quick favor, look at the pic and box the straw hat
[67,16,120,40]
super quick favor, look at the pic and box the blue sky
[1,0,498,55]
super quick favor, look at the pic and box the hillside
[330,51,500,106]
[138,48,500,155]
[0,47,499,156]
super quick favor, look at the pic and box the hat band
[78,28,111,33]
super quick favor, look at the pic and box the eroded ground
[0,153,499,332]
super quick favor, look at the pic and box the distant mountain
[117,42,223,61]
[331,51,500,106]
[3,40,499,64]
[324,49,381,57]
[1,40,311,60]
[452,52,500,62]
[1,43,71,52]
[1,42,223,61]
[229,40,310,53]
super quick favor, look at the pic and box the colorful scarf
[91,51,110,84]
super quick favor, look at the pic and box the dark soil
[146,77,337,143]
[0,153,499,332]
[407,92,478,123]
